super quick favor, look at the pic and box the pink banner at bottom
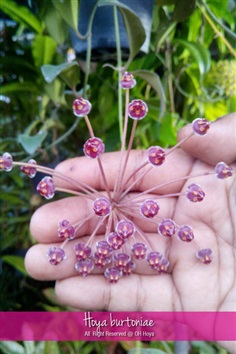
[0,312,235,341]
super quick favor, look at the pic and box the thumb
[177,113,236,165]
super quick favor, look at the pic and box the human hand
[25,113,236,317]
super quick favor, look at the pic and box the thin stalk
[97,157,112,200]
[74,212,95,230]
[116,120,138,199]
[117,209,154,249]
[86,215,109,247]
[125,170,215,203]
[113,5,123,140]
[42,116,81,154]
[105,212,114,238]
[200,0,236,39]
[119,164,153,200]
[121,89,130,152]
[165,132,194,156]
[55,187,95,198]
[84,115,95,137]
[199,4,236,58]
[135,224,154,250]
[113,89,130,198]
[13,161,102,199]
[83,1,99,96]
[121,161,149,190]
[165,40,175,114]
[83,115,112,199]
[119,191,185,208]
[61,238,70,249]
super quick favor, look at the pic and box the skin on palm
[24,113,236,353]
[25,114,236,303]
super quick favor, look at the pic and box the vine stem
[39,116,81,155]
[200,0,236,39]
[165,39,175,114]
[199,4,236,58]
[83,1,99,97]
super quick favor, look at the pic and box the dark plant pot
[70,0,154,61]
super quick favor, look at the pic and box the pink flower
[73,97,92,117]
[119,71,136,89]
[128,99,148,120]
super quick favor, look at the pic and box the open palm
[25,114,236,322]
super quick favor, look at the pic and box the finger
[177,113,236,165]
[54,149,193,193]
[174,160,235,237]
[54,274,174,311]
[30,194,176,243]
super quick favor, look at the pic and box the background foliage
[0,0,235,352]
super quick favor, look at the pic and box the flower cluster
[206,60,236,97]
[1,72,234,284]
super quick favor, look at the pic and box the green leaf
[23,341,35,354]
[44,342,60,354]
[191,341,216,354]
[42,288,59,305]
[0,191,27,206]
[204,100,228,121]
[18,131,47,154]
[128,349,167,354]
[0,0,42,33]
[175,39,211,76]
[59,64,80,89]
[32,35,57,68]
[172,0,196,22]
[34,342,45,354]
[158,0,175,5]
[52,0,79,34]
[133,70,166,119]
[159,112,178,146]
[188,9,203,42]
[44,79,63,104]
[64,90,76,107]
[154,8,177,50]
[45,3,68,44]
[1,215,30,224]
[2,255,28,276]
[98,0,146,63]
[0,342,25,354]
[41,62,80,86]
[0,82,39,94]
[119,5,146,62]
[41,117,65,131]
[1,56,37,73]
[204,0,236,29]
